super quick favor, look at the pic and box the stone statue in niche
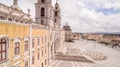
[14,0,18,5]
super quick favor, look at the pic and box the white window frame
[0,35,9,63]
[24,37,29,56]
[13,37,21,60]
[24,57,29,67]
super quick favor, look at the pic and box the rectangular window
[45,48,47,54]
[25,41,28,51]
[0,16,5,20]
[8,18,12,21]
[25,60,28,67]
[45,60,47,65]
[32,39,34,48]
[38,38,40,46]
[14,42,20,55]
[42,50,43,57]
[45,36,47,43]
[42,37,44,44]
[38,53,40,60]
[32,56,34,64]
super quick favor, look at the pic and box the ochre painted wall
[0,21,48,67]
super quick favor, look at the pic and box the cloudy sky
[0,0,120,33]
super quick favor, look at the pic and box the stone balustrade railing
[0,3,29,20]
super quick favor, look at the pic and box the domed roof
[63,22,72,31]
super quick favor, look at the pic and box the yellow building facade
[0,0,64,67]
[0,1,49,67]
[0,18,49,67]
[0,20,49,67]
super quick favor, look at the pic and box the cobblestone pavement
[48,39,120,67]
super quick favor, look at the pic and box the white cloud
[59,0,120,33]
[105,2,120,9]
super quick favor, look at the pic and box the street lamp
[94,41,96,50]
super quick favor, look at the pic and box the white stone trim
[24,37,29,55]
[14,61,21,67]
[13,37,21,59]
[13,55,21,60]
[24,56,29,61]
[13,37,21,43]
[0,35,9,64]
[24,51,29,56]
[24,37,29,41]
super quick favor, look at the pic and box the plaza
[49,39,120,67]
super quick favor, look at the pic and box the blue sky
[0,0,120,33]
[95,7,120,15]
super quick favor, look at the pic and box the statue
[13,0,18,5]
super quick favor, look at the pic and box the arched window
[0,38,7,62]
[41,8,45,17]
[41,0,45,3]
[55,11,57,16]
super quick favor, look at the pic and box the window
[42,37,44,44]
[45,36,47,43]
[55,11,57,16]
[42,50,43,57]
[25,60,28,67]
[25,22,27,24]
[38,53,40,60]
[55,7,57,9]
[45,48,47,54]
[21,21,23,23]
[25,41,28,52]
[50,34,52,41]
[42,63,43,67]
[41,20,44,25]
[32,56,35,64]
[14,42,20,55]
[45,60,47,65]
[38,38,40,46]
[54,19,56,23]
[0,16,5,20]
[0,38,7,62]
[32,39,34,48]
[41,8,45,17]
[15,19,18,22]
[41,0,45,3]
[8,18,12,21]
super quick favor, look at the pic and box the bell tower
[35,0,52,26]
[54,0,61,28]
